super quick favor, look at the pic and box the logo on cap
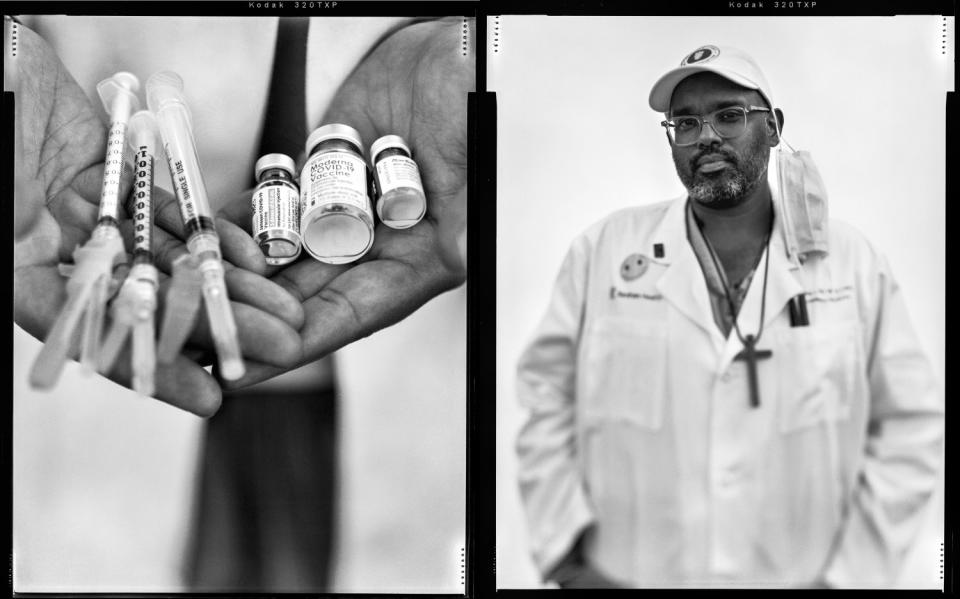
[682,45,720,66]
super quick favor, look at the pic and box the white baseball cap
[648,44,774,113]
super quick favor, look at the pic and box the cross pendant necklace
[734,334,773,408]
[697,206,774,408]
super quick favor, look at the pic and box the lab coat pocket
[579,316,667,430]
[776,322,859,434]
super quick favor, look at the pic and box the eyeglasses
[661,105,771,147]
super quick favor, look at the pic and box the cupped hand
[10,22,304,416]
[215,17,474,389]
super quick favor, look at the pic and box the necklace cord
[694,202,774,345]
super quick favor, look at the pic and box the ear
[768,108,785,145]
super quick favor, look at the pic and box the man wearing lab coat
[515,44,943,588]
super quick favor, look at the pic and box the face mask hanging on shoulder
[773,137,830,264]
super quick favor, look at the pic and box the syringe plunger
[96,71,140,124]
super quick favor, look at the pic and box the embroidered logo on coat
[610,286,663,301]
[620,253,649,281]
[805,285,854,303]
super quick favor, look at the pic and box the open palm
[218,17,474,388]
[11,23,304,415]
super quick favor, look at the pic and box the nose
[698,120,723,146]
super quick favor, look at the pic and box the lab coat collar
[653,194,804,359]
[654,197,725,346]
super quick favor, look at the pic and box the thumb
[437,186,466,275]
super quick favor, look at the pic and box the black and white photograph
[10,12,471,593]
[7,4,955,597]
[492,15,949,589]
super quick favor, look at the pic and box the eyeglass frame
[661,105,771,147]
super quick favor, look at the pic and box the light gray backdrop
[492,14,951,589]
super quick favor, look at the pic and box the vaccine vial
[299,124,375,264]
[252,153,302,266]
[370,135,427,229]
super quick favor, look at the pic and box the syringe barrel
[147,71,244,380]
[128,110,159,159]
[199,259,245,381]
[95,72,140,225]
[146,71,216,236]
[127,111,158,265]
[188,232,245,381]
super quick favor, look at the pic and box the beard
[673,135,769,209]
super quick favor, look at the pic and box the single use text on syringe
[145,71,245,380]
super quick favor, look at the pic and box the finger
[16,267,222,416]
[155,263,203,363]
[216,188,256,230]
[131,190,265,275]
[216,216,267,276]
[223,266,304,330]
[186,300,303,370]
[141,223,303,330]
[181,344,215,367]
[154,356,222,417]
[213,189,273,277]
[436,186,467,275]
[264,257,351,303]
[177,347,302,397]
[130,178,265,275]
[146,187,260,270]
[148,185,190,241]
[296,255,460,361]
[153,266,303,358]
[141,224,189,275]
[104,348,223,417]
[45,185,99,262]
[221,359,285,390]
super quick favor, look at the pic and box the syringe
[29,72,139,389]
[97,110,161,395]
[146,71,245,380]
[156,253,202,364]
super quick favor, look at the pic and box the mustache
[690,150,738,171]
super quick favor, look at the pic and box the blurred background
[491,15,951,589]
[13,15,466,593]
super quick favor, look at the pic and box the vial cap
[254,153,296,179]
[370,134,411,163]
[305,123,364,155]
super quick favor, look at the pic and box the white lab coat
[515,194,943,588]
